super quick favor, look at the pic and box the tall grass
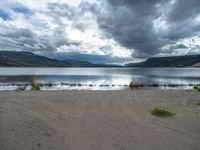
[31,76,41,91]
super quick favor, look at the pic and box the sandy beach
[0,90,200,150]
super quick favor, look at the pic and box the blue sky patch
[0,10,10,20]
[12,6,34,15]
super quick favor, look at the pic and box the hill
[127,54,200,67]
[0,51,98,67]
[1,51,200,68]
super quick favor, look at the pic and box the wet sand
[0,90,200,150]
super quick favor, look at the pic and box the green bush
[194,85,200,92]
[31,76,41,91]
[151,107,175,117]
[32,83,41,90]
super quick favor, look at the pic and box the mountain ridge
[0,51,200,67]
[126,54,200,67]
[0,51,110,67]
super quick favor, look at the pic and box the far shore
[0,90,200,150]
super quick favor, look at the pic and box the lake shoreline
[0,90,200,150]
[0,81,199,91]
[0,67,200,90]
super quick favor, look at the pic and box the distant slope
[127,54,200,67]
[2,51,199,68]
[0,51,98,67]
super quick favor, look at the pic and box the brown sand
[0,90,200,150]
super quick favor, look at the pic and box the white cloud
[0,0,133,64]
[1,0,200,64]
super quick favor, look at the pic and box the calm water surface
[0,67,200,90]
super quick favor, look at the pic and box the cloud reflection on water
[0,68,200,90]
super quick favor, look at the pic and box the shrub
[31,76,41,90]
[129,81,144,89]
[151,107,175,117]
[194,85,200,92]
[32,83,41,90]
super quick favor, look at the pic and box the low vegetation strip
[151,107,176,118]
[194,85,200,92]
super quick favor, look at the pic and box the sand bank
[0,91,200,150]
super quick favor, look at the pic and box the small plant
[151,107,175,118]
[32,83,41,90]
[129,81,144,89]
[31,76,41,91]
[194,85,200,92]
[197,102,200,106]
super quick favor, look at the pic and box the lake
[0,67,200,90]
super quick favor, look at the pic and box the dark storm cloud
[96,0,169,57]
[1,0,200,64]
[96,0,200,58]
[164,0,200,40]
[167,0,200,22]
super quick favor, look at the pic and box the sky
[0,0,200,65]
